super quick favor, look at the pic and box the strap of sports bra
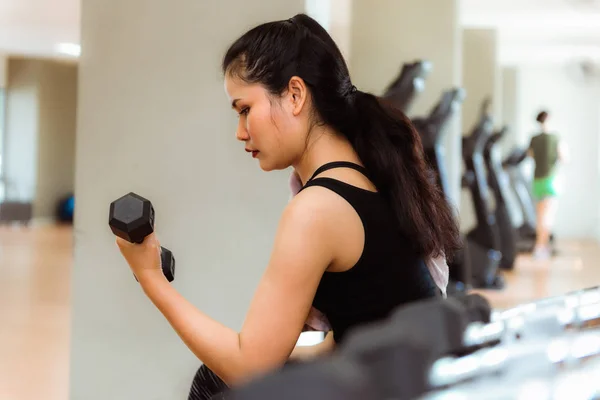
[307,161,370,182]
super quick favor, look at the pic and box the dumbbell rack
[225,287,600,399]
[422,286,600,399]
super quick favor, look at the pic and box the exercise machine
[482,127,518,270]
[461,99,503,289]
[412,88,472,293]
[382,60,432,114]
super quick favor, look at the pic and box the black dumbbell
[108,192,175,282]
[335,296,495,399]
[453,293,492,324]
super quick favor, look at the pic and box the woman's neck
[293,126,362,185]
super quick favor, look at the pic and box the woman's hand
[115,233,166,284]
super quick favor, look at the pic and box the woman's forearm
[138,274,245,384]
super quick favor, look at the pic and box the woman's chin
[258,158,288,172]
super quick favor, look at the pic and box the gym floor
[1,225,599,400]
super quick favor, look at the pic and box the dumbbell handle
[429,329,600,388]
[491,288,600,322]
[119,226,175,281]
[424,357,600,400]
[129,245,175,283]
[463,300,600,347]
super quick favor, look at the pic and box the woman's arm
[122,188,336,386]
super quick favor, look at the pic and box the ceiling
[461,0,600,65]
[0,0,80,59]
[1,0,600,64]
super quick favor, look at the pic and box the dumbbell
[491,285,600,322]
[108,192,175,282]
[225,358,376,400]
[465,289,600,346]
[422,327,600,399]
[338,296,600,400]
[335,296,492,400]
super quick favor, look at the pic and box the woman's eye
[238,107,250,117]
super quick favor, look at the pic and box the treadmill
[461,99,504,289]
[482,127,518,270]
[382,60,432,114]
[412,88,472,293]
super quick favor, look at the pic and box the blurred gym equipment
[382,60,432,114]
[224,358,375,400]
[483,127,518,270]
[56,193,75,223]
[461,99,504,289]
[411,88,472,293]
[225,288,600,400]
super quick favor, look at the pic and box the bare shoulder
[283,184,350,228]
[281,183,364,272]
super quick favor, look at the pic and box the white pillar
[305,0,353,61]
[462,28,502,132]
[0,53,6,201]
[72,1,304,399]
[348,0,463,207]
[459,28,502,231]
[502,66,519,151]
[0,54,7,88]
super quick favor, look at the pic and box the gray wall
[71,1,304,399]
[4,57,77,219]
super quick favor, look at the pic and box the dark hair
[222,14,460,260]
[536,111,548,124]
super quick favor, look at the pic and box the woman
[116,13,461,399]
[528,110,568,259]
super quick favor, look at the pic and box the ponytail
[348,90,461,259]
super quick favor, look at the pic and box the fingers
[115,233,160,249]
[115,236,131,249]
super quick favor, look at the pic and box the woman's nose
[236,119,249,141]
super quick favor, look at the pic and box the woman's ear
[287,76,308,116]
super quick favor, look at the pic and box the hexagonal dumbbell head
[109,192,155,244]
[340,320,435,399]
[453,293,492,324]
[390,297,470,358]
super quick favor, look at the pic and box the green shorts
[533,175,558,200]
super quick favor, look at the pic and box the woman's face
[224,75,309,171]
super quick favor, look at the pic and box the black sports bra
[300,161,440,343]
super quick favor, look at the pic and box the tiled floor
[0,225,599,399]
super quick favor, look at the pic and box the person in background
[528,110,569,260]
